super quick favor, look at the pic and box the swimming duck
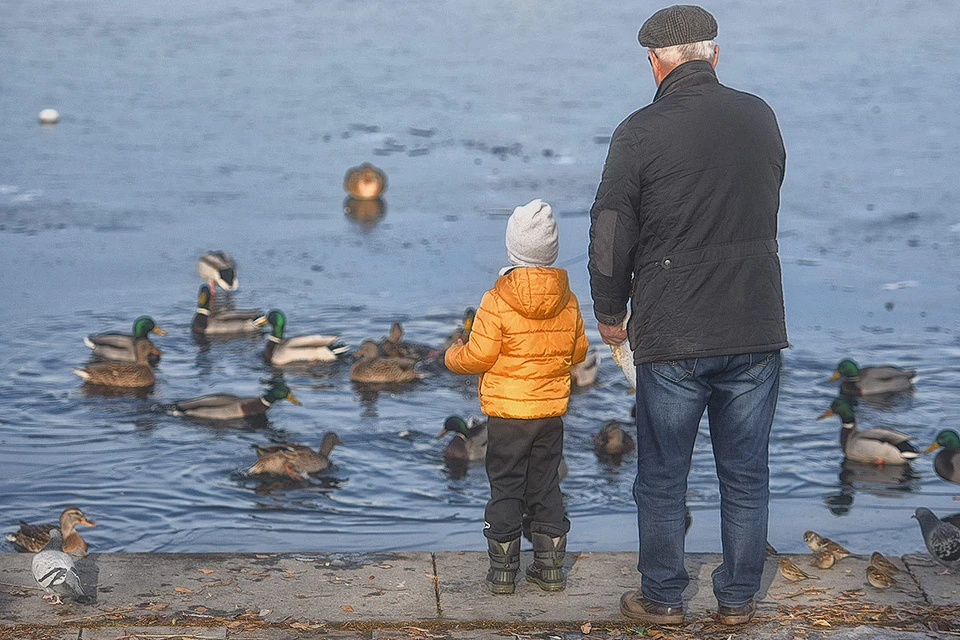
[197,251,238,292]
[258,310,349,365]
[84,316,165,364]
[380,322,432,360]
[344,162,387,200]
[440,308,476,351]
[817,397,920,465]
[829,358,917,396]
[32,529,85,605]
[437,415,488,461]
[73,339,160,388]
[191,285,264,335]
[248,432,344,479]
[169,381,300,420]
[6,506,96,556]
[593,421,635,456]
[571,347,600,387]
[351,340,423,383]
[926,430,960,485]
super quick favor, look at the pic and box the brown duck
[249,432,344,479]
[6,506,96,556]
[72,339,160,388]
[594,421,636,456]
[350,340,423,383]
[344,162,387,200]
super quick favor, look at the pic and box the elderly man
[587,5,787,627]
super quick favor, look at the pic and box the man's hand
[598,321,627,345]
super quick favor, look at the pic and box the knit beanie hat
[505,199,559,268]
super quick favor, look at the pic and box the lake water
[2,0,960,556]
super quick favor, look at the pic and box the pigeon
[870,551,902,575]
[866,565,897,589]
[812,550,836,569]
[779,556,820,582]
[32,529,85,605]
[913,507,960,574]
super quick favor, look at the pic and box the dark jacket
[588,60,788,363]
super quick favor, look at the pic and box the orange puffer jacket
[445,267,589,419]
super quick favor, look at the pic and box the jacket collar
[653,59,718,102]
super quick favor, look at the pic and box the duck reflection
[823,458,920,516]
[81,383,153,401]
[251,474,344,495]
[343,197,386,228]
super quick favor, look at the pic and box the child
[445,198,589,594]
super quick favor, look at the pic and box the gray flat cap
[638,5,718,48]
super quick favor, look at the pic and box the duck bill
[816,408,834,420]
[925,442,942,454]
[80,518,96,527]
[286,392,301,406]
[827,371,841,382]
[254,316,269,327]
[152,326,167,336]
[435,428,449,439]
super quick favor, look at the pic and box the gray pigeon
[32,529,84,604]
[913,507,960,574]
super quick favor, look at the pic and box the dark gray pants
[484,415,570,543]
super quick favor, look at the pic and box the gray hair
[650,40,716,67]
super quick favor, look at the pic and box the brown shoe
[619,589,684,624]
[717,600,756,625]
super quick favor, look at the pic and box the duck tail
[83,337,95,349]
[330,345,351,356]
[72,368,90,381]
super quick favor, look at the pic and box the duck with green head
[258,310,349,365]
[926,430,960,485]
[191,284,265,335]
[829,358,917,396]
[169,380,300,420]
[197,251,238,293]
[817,397,920,465]
[437,415,488,461]
[84,316,165,365]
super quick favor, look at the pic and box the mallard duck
[248,432,343,479]
[926,430,960,485]
[197,251,238,292]
[351,340,423,383]
[913,507,960,574]
[84,316,165,364]
[191,285,264,335]
[380,322,432,360]
[258,310,349,365]
[437,415,487,461]
[72,339,159,388]
[169,381,300,420]
[6,507,96,556]
[32,529,85,605]
[817,397,920,465]
[593,421,635,456]
[829,358,917,396]
[571,347,600,387]
[344,162,387,200]
[440,308,476,351]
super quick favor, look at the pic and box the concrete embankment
[1,551,958,639]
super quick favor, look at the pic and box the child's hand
[454,338,464,347]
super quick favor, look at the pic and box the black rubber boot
[525,532,566,591]
[486,538,520,595]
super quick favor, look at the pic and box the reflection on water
[824,459,920,516]
[344,197,386,228]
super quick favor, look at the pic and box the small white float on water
[38,108,60,125]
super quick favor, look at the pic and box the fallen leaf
[198,569,215,575]
[812,620,831,627]
[648,631,664,639]
[369,575,375,580]
[342,605,355,612]
[580,622,592,634]
[291,622,314,630]
[174,587,193,593]
[142,602,168,612]
[424,573,438,579]
[587,607,604,612]
[193,606,208,613]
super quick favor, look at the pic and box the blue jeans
[633,351,781,608]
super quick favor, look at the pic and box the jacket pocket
[745,351,780,384]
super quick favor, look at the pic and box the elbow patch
[592,209,620,278]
